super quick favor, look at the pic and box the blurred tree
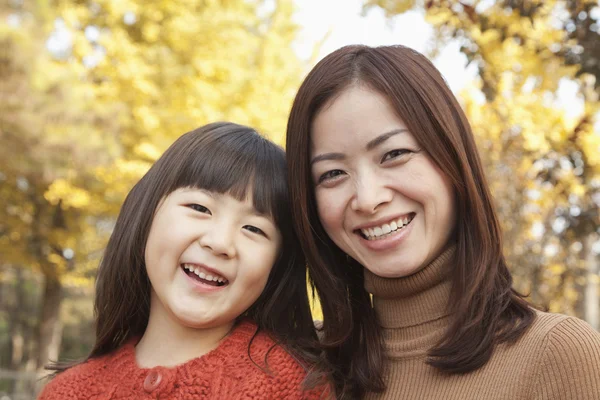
[1,0,305,370]
[364,0,600,328]
[1,0,120,372]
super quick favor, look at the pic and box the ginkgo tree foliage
[364,0,600,329]
[1,0,305,371]
[1,1,122,373]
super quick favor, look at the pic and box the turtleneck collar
[363,246,456,357]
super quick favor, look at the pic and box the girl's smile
[181,263,229,292]
[144,187,281,330]
[181,263,229,286]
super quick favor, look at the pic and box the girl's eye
[382,149,410,163]
[318,169,346,184]
[243,225,266,236]
[187,204,211,214]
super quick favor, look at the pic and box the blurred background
[1,0,599,398]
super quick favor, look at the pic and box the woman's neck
[363,245,456,356]
[135,294,234,368]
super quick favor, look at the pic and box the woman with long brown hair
[286,45,600,399]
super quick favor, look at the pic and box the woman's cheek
[316,190,344,234]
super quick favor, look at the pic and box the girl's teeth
[183,264,228,284]
[382,224,391,234]
[390,221,398,230]
[374,227,383,236]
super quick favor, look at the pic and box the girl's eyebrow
[180,188,217,199]
[199,189,216,199]
[245,206,272,220]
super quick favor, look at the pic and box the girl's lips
[180,266,229,293]
[357,214,415,252]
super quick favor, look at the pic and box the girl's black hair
[49,122,326,389]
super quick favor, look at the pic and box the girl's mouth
[181,264,228,287]
[356,213,416,241]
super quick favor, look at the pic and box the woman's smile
[311,85,455,278]
[355,213,416,252]
[355,212,416,240]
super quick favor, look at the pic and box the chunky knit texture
[364,246,600,400]
[38,320,327,399]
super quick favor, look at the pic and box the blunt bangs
[165,123,288,223]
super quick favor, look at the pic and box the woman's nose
[350,174,392,214]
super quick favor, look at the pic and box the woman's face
[310,85,456,278]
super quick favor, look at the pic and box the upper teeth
[360,215,413,239]
[182,264,227,283]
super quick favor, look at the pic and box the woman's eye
[318,169,346,184]
[186,204,211,214]
[382,149,410,163]
[243,225,266,236]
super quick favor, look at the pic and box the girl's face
[144,188,281,331]
[310,85,456,278]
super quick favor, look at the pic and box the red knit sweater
[38,320,328,399]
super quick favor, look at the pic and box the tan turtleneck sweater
[364,247,600,400]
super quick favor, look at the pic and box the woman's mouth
[356,213,416,241]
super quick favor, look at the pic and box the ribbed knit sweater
[38,320,327,399]
[364,246,600,400]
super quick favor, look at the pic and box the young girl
[39,122,330,399]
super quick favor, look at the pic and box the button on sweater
[363,246,600,400]
[38,320,327,400]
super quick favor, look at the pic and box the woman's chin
[364,260,424,279]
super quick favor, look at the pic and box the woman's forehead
[313,88,404,139]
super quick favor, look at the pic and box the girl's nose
[198,226,237,258]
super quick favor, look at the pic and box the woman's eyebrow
[365,128,408,151]
[310,152,345,166]
[311,128,408,166]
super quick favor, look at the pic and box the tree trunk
[35,274,63,369]
[583,234,599,331]
[9,267,26,370]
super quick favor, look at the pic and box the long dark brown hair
[286,45,535,398]
[49,122,324,384]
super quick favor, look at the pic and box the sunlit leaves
[368,0,600,318]
[1,0,305,289]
